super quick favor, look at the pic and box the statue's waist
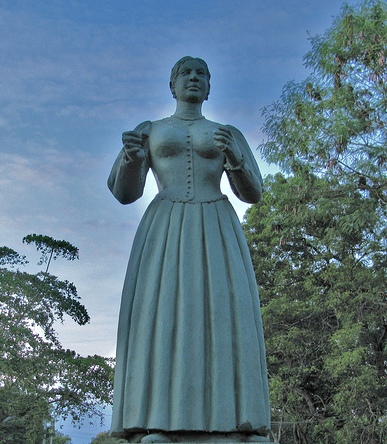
[156,187,227,204]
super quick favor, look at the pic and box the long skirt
[110,195,270,434]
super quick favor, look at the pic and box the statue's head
[170,56,211,101]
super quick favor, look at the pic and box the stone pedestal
[111,431,279,443]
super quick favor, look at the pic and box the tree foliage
[243,1,387,443]
[261,0,387,205]
[0,236,114,444]
[244,173,386,443]
[22,234,79,273]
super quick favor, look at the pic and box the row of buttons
[186,133,194,200]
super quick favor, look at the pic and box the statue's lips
[187,85,200,91]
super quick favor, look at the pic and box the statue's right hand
[122,131,147,163]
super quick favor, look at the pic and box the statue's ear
[205,86,210,101]
[170,81,176,98]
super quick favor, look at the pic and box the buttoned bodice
[149,117,225,202]
[108,118,263,206]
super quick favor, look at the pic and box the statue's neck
[173,101,204,120]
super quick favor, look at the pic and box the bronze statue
[108,57,271,443]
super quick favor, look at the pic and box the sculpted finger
[122,131,142,144]
[122,130,141,137]
[123,146,145,162]
[123,138,143,147]
[214,140,228,152]
[124,141,143,150]
[217,126,233,137]
[214,130,231,139]
[214,134,231,144]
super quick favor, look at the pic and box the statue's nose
[189,72,199,81]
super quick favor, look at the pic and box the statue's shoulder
[133,120,152,135]
[221,124,251,149]
[202,118,221,127]
[204,120,244,137]
[144,117,173,132]
[223,123,246,139]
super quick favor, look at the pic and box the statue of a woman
[108,57,271,443]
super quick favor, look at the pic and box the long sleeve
[107,121,151,205]
[224,125,263,204]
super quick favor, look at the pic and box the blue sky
[1,0,352,442]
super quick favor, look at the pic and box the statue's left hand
[214,126,244,168]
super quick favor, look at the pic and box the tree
[244,172,386,443]
[0,236,114,444]
[260,0,387,204]
[52,432,72,444]
[243,1,387,443]
[22,234,79,273]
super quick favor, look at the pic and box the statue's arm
[107,121,151,204]
[223,125,263,204]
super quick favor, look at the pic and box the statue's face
[173,59,210,103]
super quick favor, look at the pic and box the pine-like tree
[0,236,114,444]
[244,2,387,442]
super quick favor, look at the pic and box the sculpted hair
[169,56,211,100]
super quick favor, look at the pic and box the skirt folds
[111,196,270,434]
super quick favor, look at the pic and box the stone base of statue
[110,430,278,443]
